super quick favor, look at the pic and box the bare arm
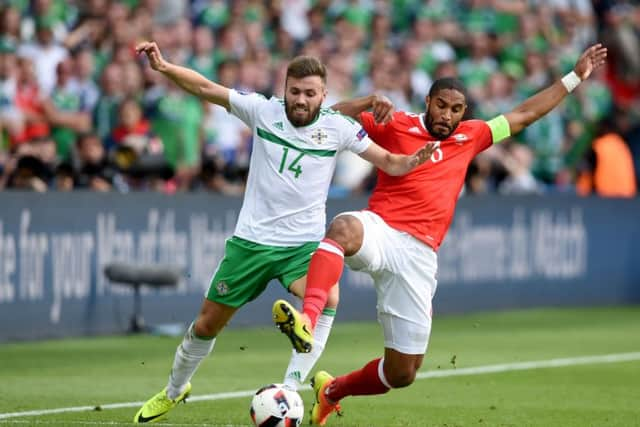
[504,44,607,136]
[64,20,103,50]
[136,41,230,109]
[42,101,91,132]
[358,141,435,176]
[491,0,528,14]
[330,94,394,124]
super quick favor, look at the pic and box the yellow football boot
[272,299,313,353]
[133,383,192,423]
[309,371,342,426]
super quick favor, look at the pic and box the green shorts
[206,236,319,307]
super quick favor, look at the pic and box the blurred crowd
[0,0,638,197]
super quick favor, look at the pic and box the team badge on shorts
[216,281,229,295]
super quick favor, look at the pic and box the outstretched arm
[136,41,230,110]
[502,44,607,136]
[330,94,394,124]
[358,141,435,176]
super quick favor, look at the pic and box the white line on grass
[416,351,640,379]
[1,351,639,422]
[0,422,243,426]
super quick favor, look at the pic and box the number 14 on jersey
[278,147,304,178]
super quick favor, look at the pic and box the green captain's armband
[486,115,511,144]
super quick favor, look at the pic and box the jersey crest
[453,133,469,144]
[310,127,328,145]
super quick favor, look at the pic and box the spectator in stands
[45,58,91,161]
[53,161,75,191]
[17,15,68,96]
[13,56,49,146]
[4,154,50,192]
[400,39,433,110]
[201,99,250,168]
[465,151,502,195]
[187,26,218,80]
[413,11,456,78]
[93,62,124,141]
[121,62,145,99]
[71,48,100,113]
[74,132,114,192]
[110,97,163,157]
[458,30,498,101]
[498,144,543,195]
[0,7,21,44]
[147,81,202,190]
[1,134,56,191]
[576,118,637,198]
[0,1,635,197]
[0,37,22,141]
[193,156,244,196]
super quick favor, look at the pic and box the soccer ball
[250,383,304,427]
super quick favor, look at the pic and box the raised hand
[371,94,395,124]
[574,43,608,81]
[135,41,167,72]
[410,142,437,167]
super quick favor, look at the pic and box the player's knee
[326,216,352,244]
[325,284,340,309]
[194,315,221,338]
[326,215,362,255]
[193,321,216,338]
[385,366,417,388]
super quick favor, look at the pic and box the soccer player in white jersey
[132,41,434,424]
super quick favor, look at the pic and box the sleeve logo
[356,128,367,141]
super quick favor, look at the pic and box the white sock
[166,322,216,400]
[283,309,335,390]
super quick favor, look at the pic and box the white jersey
[229,89,372,246]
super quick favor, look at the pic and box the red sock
[327,358,390,402]
[303,238,344,328]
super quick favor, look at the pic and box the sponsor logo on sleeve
[356,128,367,140]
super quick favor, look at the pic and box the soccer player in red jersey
[272,43,608,425]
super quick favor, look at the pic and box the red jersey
[361,111,493,251]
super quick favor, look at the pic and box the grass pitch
[1,306,639,426]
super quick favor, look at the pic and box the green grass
[1,306,640,426]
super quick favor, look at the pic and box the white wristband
[561,71,582,93]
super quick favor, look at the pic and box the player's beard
[424,109,456,140]
[285,99,321,127]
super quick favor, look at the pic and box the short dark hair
[286,56,327,83]
[76,132,101,148]
[428,77,468,100]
